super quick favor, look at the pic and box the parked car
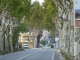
[51,45,54,48]
[23,44,28,49]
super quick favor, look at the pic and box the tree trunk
[0,27,3,52]
[5,34,9,53]
[9,31,13,52]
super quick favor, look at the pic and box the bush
[48,43,51,46]
[40,40,47,46]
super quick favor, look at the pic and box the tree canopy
[0,0,58,49]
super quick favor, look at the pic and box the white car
[23,44,28,49]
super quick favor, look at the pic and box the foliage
[42,0,57,31]
[0,0,58,51]
[28,1,44,29]
[0,0,31,20]
[40,40,47,46]
[48,43,51,46]
[42,0,57,39]
[29,0,57,31]
[12,22,28,47]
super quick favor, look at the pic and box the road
[0,48,60,60]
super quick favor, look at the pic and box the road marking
[52,52,54,60]
[17,51,38,60]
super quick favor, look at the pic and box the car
[23,44,28,49]
[51,45,54,48]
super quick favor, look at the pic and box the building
[40,29,53,46]
[19,32,34,48]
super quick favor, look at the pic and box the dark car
[51,45,54,48]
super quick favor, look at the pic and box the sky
[75,0,80,9]
[31,0,44,5]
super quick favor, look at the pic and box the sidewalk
[57,50,65,60]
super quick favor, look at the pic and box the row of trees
[0,0,58,54]
[0,0,31,54]
[53,0,76,60]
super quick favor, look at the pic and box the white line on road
[52,52,54,60]
[17,51,38,60]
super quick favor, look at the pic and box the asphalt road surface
[0,48,60,60]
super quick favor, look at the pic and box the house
[19,32,34,48]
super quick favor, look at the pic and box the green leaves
[28,0,57,32]
[28,1,44,29]
[42,0,57,31]
[13,22,28,46]
[8,0,25,19]
[14,23,28,33]
[47,1,57,17]
[0,0,31,20]
[0,0,57,45]
[40,40,47,46]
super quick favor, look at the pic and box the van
[23,44,28,49]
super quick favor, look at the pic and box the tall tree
[28,1,44,30]
[0,0,31,53]
[42,0,57,38]
[13,22,28,49]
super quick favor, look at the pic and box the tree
[28,1,44,30]
[28,1,45,48]
[42,0,57,39]
[12,22,28,49]
[40,40,47,46]
[28,0,57,47]
[0,0,31,53]
[0,0,58,53]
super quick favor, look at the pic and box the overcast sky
[31,0,44,5]
[75,0,80,9]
